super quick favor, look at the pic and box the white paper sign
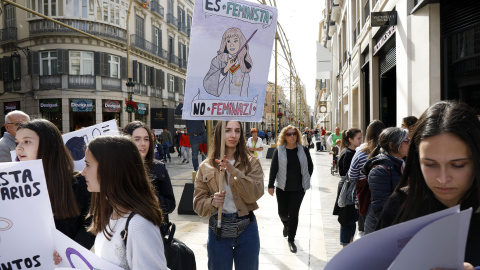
[0,160,56,269]
[182,0,278,122]
[52,227,122,270]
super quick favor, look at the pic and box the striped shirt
[348,145,369,180]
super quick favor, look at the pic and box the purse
[121,213,196,270]
[337,175,358,207]
[208,212,253,238]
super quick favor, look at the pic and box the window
[153,26,162,53]
[40,51,58,76]
[168,74,174,92]
[70,51,94,75]
[136,15,144,38]
[181,78,185,94]
[109,55,120,78]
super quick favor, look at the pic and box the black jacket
[362,153,403,234]
[151,160,176,215]
[54,174,95,249]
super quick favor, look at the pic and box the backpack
[121,213,197,270]
[356,164,391,216]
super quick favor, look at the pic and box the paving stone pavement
[164,142,344,269]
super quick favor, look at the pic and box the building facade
[318,0,480,131]
[0,0,193,133]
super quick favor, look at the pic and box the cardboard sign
[182,0,278,121]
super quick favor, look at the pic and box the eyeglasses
[285,132,297,137]
[6,122,22,126]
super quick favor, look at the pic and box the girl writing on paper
[15,119,95,249]
[193,121,264,270]
[204,27,253,97]
[377,101,480,267]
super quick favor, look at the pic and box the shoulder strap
[374,164,394,191]
[121,212,136,247]
[121,212,173,247]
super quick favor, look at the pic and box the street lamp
[126,78,135,122]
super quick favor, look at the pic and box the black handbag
[121,213,196,270]
[169,145,175,153]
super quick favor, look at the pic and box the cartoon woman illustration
[204,27,254,97]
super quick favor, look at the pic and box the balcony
[151,0,165,17]
[187,27,191,37]
[130,34,169,61]
[168,91,175,100]
[39,75,62,90]
[453,54,480,77]
[134,84,148,96]
[178,23,188,35]
[169,53,179,66]
[68,75,96,89]
[151,87,162,98]
[4,80,21,92]
[29,19,127,42]
[101,77,122,91]
[167,13,178,28]
[0,27,17,44]
[179,58,187,69]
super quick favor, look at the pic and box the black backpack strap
[120,212,136,247]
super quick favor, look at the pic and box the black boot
[288,241,297,253]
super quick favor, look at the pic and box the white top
[94,214,168,270]
[222,160,237,213]
[246,137,264,158]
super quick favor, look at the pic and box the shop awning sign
[40,99,60,113]
[4,101,20,113]
[137,103,148,115]
[103,100,122,113]
[71,99,94,112]
[371,11,397,27]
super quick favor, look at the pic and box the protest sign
[182,0,278,121]
[0,160,56,269]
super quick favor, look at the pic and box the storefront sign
[40,99,61,113]
[374,26,396,55]
[4,101,20,114]
[371,11,397,27]
[70,99,94,112]
[136,103,148,115]
[103,100,122,113]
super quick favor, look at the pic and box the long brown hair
[207,121,251,171]
[86,136,163,240]
[17,119,79,219]
[361,120,385,155]
[123,121,155,170]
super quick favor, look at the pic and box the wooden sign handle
[216,120,226,228]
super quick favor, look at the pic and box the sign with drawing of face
[182,0,278,121]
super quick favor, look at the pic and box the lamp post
[277,100,283,130]
[126,78,135,122]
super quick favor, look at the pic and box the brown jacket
[193,155,264,217]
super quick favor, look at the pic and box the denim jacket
[175,103,206,135]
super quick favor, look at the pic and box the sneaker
[186,160,189,163]
[182,159,186,163]
[354,231,364,241]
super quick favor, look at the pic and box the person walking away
[193,121,264,269]
[0,110,30,162]
[180,128,191,163]
[247,128,264,158]
[268,125,313,253]
[332,128,363,247]
[267,130,272,145]
[199,142,207,161]
[361,127,409,234]
[160,128,172,163]
[175,129,182,157]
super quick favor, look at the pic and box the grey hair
[5,110,29,123]
[369,127,409,158]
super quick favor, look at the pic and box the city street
[165,142,343,269]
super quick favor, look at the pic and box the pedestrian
[361,127,409,234]
[54,135,168,269]
[193,121,264,269]
[175,98,207,171]
[258,129,265,143]
[333,128,363,247]
[180,128,191,164]
[377,101,480,267]
[0,110,30,162]
[268,125,313,253]
[175,129,182,157]
[320,126,327,151]
[123,121,176,220]
[305,127,312,147]
[160,128,172,163]
[15,119,95,249]
[199,142,207,161]
[327,127,342,149]
[401,116,418,139]
[347,120,385,239]
[267,129,272,144]
[246,128,264,158]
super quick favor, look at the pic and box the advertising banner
[102,100,122,113]
[70,99,94,112]
[316,42,332,79]
[182,0,278,121]
[4,101,20,114]
[40,99,61,113]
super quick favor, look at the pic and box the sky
[262,0,325,109]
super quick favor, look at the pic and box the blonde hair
[277,125,302,146]
[216,27,253,73]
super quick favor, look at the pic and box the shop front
[4,101,20,115]
[135,103,148,123]
[70,99,96,131]
[102,99,122,127]
[40,99,62,130]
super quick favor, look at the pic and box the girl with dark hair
[268,125,314,253]
[377,101,480,266]
[123,121,176,217]
[333,128,362,247]
[362,127,409,234]
[15,119,95,249]
[55,135,168,269]
[194,121,264,269]
[347,120,386,238]
[402,116,418,139]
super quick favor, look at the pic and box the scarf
[276,143,311,191]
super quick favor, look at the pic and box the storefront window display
[70,99,96,131]
[102,99,122,127]
[40,99,62,131]
[135,103,148,123]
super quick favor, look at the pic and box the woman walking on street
[180,128,191,163]
[246,128,264,158]
[193,121,264,270]
[333,128,363,247]
[268,125,313,253]
[362,127,409,234]
[123,121,176,220]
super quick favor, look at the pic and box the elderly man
[326,127,342,150]
[0,110,30,162]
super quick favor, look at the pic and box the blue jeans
[162,145,171,160]
[189,133,206,171]
[207,216,260,270]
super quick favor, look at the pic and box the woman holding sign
[193,121,264,270]
[15,119,95,249]
[377,101,480,266]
